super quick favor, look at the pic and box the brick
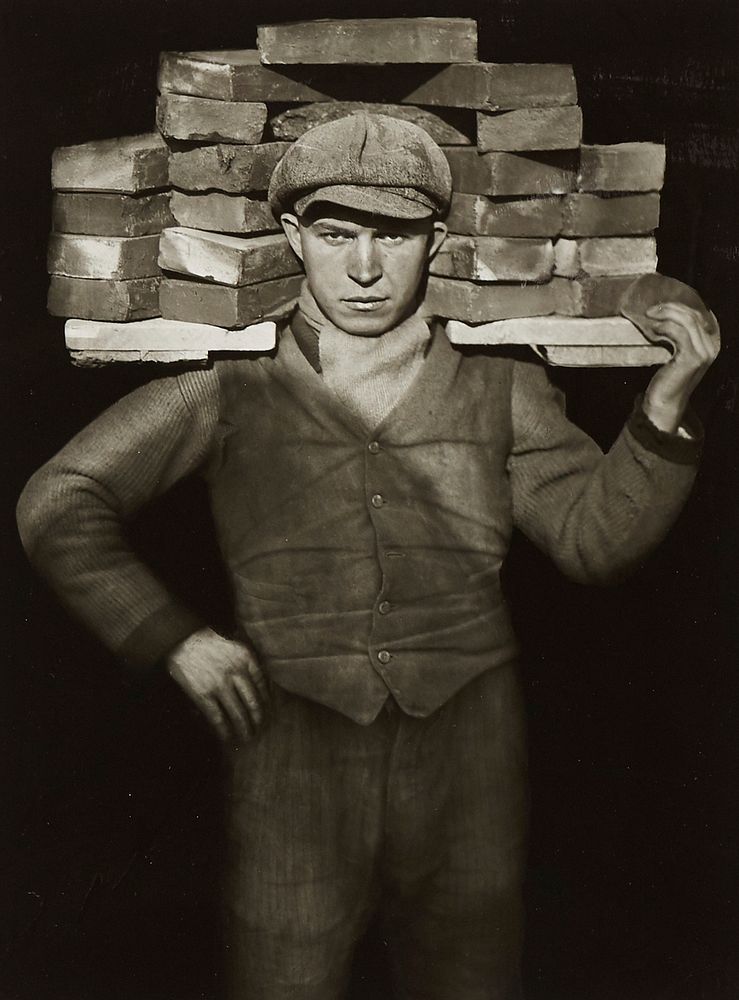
[70,350,209,367]
[445,193,564,237]
[159,50,333,102]
[446,315,658,346]
[562,193,660,236]
[430,235,553,282]
[159,51,576,110]
[156,94,267,144]
[554,237,657,277]
[425,277,557,323]
[65,317,277,353]
[169,143,291,193]
[444,148,577,196]
[158,229,301,286]
[445,193,659,239]
[269,103,474,146]
[47,234,161,280]
[48,276,160,321]
[404,63,577,111]
[52,133,169,193]
[170,191,279,234]
[551,275,641,317]
[160,274,303,327]
[578,143,666,192]
[52,192,174,237]
[477,106,582,152]
[536,344,669,367]
[257,18,478,64]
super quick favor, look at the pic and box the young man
[17,114,719,999]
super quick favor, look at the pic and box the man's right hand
[166,627,270,746]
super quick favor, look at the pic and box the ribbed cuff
[117,603,205,679]
[628,393,703,466]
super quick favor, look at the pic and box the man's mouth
[342,297,388,311]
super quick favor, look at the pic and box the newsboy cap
[268,112,453,220]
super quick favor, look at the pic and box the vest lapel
[372,324,462,441]
[272,327,371,439]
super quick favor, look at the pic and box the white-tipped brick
[477,107,582,152]
[52,134,169,193]
[156,94,267,144]
[256,18,478,64]
[554,237,657,277]
[47,233,161,280]
[158,229,300,286]
[65,317,277,353]
[430,235,554,282]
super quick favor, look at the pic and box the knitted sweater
[17,323,701,719]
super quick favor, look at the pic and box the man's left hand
[641,301,720,434]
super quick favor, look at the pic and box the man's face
[281,204,447,336]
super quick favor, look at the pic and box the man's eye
[320,231,351,244]
[377,233,406,244]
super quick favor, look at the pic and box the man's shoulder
[442,330,524,391]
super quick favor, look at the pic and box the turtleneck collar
[294,279,432,432]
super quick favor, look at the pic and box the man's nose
[347,234,382,285]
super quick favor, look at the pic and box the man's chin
[329,304,412,337]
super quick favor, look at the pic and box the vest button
[377,649,392,665]
[378,600,392,615]
[368,440,381,454]
[371,493,384,508]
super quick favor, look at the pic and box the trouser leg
[382,664,529,1000]
[223,689,389,1000]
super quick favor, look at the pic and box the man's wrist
[628,393,703,465]
[118,604,206,677]
[641,390,686,435]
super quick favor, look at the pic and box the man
[17,114,719,999]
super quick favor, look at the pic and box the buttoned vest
[207,325,520,724]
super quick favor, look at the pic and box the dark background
[2,1,737,997]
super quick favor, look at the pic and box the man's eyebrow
[310,220,357,233]
[308,219,419,237]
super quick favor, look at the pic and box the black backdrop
[2,1,738,998]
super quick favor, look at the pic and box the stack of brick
[48,134,171,324]
[48,17,670,367]
[157,85,302,330]
[438,139,668,365]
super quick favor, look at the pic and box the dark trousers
[223,662,528,1000]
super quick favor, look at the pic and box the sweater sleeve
[16,368,221,676]
[507,357,702,585]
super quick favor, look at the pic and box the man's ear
[427,221,447,261]
[281,213,304,262]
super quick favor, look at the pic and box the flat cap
[268,112,452,220]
